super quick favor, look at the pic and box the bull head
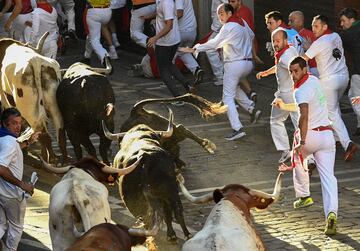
[177,172,284,210]
[103,108,174,141]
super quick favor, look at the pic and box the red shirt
[233,5,254,31]
[12,0,32,14]
[299,28,317,68]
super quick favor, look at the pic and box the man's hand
[293,143,303,156]
[278,163,294,172]
[256,70,268,79]
[147,36,157,48]
[20,181,34,195]
[4,20,12,32]
[272,98,284,109]
[25,20,32,27]
[29,131,41,144]
[178,47,195,53]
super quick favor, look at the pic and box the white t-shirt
[0,136,24,199]
[194,20,254,63]
[305,32,348,79]
[175,0,196,32]
[294,75,330,129]
[30,7,59,45]
[276,46,298,93]
[110,0,126,9]
[155,0,181,46]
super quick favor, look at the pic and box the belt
[312,125,332,131]
[242,58,252,61]
[88,5,109,8]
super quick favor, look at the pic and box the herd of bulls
[0,34,284,251]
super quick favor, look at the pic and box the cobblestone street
[18,45,360,251]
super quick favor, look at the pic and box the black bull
[120,94,227,169]
[57,62,114,164]
[103,110,192,241]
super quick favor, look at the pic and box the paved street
[18,43,360,251]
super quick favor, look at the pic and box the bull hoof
[202,139,216,154]
[166,235,177,243]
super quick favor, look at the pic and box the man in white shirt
[29,0,59,58]
[276,57,338,236]
[257,28,299,163]
[147,0,194,99]
[0,108,35,251]
[303,14,358,161]
[175,0,203,85]
[189,3,261,140]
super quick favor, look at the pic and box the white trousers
[205,31,223,80]
[141,54,154,78]
[223,60,253,131]
[58,0,76,30]
[130,4,156,48]
[270,91,298,151]
[0,196,26,251]
[293,129,337,218]
[349,74,360,127]
[42,37,58,59]
[85,8,112,63]
[11,12,32,42]
[320,74,351,150]
[175,30,199,73]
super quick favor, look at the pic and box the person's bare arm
[4,0,22,31]
[0,0,13,17]
[256,65,276,79]
[272,98,298,112]
[0,165,34,194]
[297,103,309,150]
[147,19,173,47]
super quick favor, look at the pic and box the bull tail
[132,93,227,118]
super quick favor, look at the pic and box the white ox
[177,173,283,251]
[0,33,67,161]
[41,157,142,251]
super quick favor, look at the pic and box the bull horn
[89,57,112,75]
[128,214,160,237]
[102,121,126,141]
[176,174,214,204]
[36,32,49,54]
[40,157,72,174]
[248,172,284,201]
[156,108,174,138]
[101,156,142,175]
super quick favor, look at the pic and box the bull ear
[213,189,223,203]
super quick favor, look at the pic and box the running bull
[177,172,283,251]
[57,59,114,164]
[120,94,227,169]
[41,156,141,251]
[0,33,67,161]
[103,109,192,241]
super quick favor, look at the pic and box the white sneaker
[279,150,291,163]
[113,40,121,48]
[225,129,246,141]
[109,46,118,60]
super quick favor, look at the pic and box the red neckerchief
[227,16,244,26]
[274,45,290,64]
[294,73,309,89]
[37,2,53,13]
[279,22,289,29]
[315,28,332,40]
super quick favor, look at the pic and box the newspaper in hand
[16,127,34,143]
[24,172,38,198]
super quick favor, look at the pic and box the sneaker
[214,78,223,86]
[250,109,262,124]
[344,141,358,162]
[113,40,121,48]
[194,67,204,85]
[131,64,142,71]
[109,46,118,60]
[171,101,185,107]
[279,150,291,163]
[68,29,78,40]
[225,128,246,141]
[324,212,337,235]
[293,197,314,209]
[250,91,258,103]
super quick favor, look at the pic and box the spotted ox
[65,222,159,251]
[120,94,227,170]
[103,109,192,241]
[41,156,141,251]
[57,59,114,164]
[177,173,284,251]
[0,33,67,162]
